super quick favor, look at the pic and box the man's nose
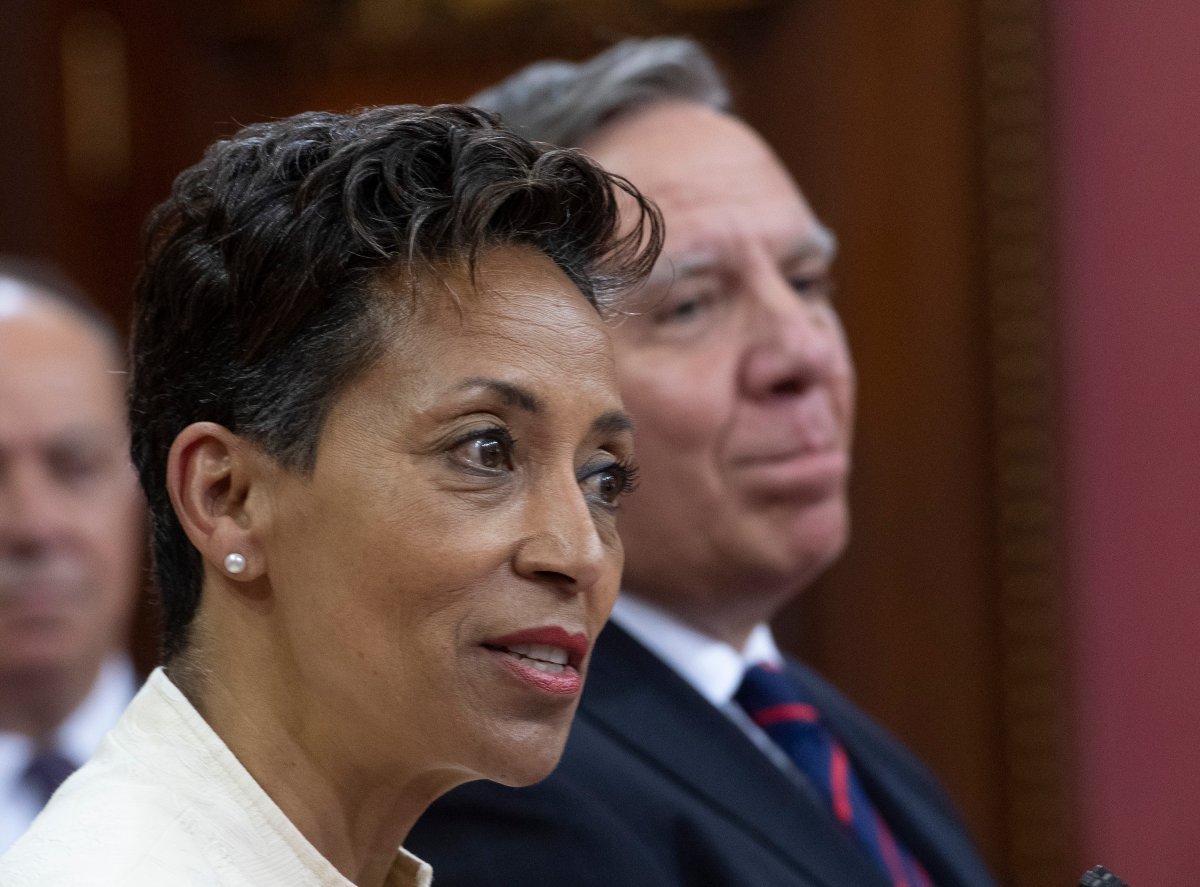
[513,474,610,596]
[740,268,844,400]
[0,463,67,550]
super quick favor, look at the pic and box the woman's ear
[167,422,267,582]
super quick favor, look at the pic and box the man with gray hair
[0,260,143,851]
[409,39,998,887]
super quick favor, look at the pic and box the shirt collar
[54,656,137,766]
[0,733,34,795]
[0,654,135,782]
[609,593,783,707]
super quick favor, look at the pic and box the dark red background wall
[1051,3,1200,883]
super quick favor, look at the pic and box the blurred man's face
[586,103,856,645]
[0,290,142,689]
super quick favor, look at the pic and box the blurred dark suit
[409,622,998,887]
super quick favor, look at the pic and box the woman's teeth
[506,643,569,673]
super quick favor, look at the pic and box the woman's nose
[513,477,610,594]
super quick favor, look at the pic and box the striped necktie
[25,748,76,808]
[735,663,935,887]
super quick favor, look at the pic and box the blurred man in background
[409,39,998,887]
[0,259,143,851]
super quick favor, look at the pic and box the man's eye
[655,290,719,325]
[48,448,108,488]
[579,460,639,507]
[789,272,834,299]
[452,431,515,473]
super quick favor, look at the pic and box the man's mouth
[0,557,87,603]
[727,449,850,502]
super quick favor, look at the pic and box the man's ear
[167,422,268,582]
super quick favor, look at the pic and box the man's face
[586,102,856,644]
[0,290,142,688]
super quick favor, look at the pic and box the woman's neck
[174,640,455,887]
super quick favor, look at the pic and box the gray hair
[468,37,732,148]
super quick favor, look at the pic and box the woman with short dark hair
[0,103,661,886]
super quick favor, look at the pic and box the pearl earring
[224,552,246,575]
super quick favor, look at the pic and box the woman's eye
[452,431,515,473]
[580,460,639,507]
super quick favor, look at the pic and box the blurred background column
[1051,3,1200,884]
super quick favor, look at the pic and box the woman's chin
[475,723,573,788]
[488,760,561,788]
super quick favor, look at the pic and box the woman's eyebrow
[454,381,631,437]
[457,377,543,413]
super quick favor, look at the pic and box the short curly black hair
[128,103,662,660]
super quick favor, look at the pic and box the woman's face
[257,247,633,787]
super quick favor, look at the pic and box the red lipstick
[483,626,590,696]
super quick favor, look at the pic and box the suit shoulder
[410,758,671,887]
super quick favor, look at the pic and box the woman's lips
[483,626,589,696]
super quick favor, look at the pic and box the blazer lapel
[580,624,892,887]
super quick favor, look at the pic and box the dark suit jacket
[408,622,999,887]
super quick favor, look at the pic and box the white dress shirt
[0,668,432,887]
[610,593,800,774]
[0,655,137,852]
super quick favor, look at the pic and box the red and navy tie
[735,663,935,887]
